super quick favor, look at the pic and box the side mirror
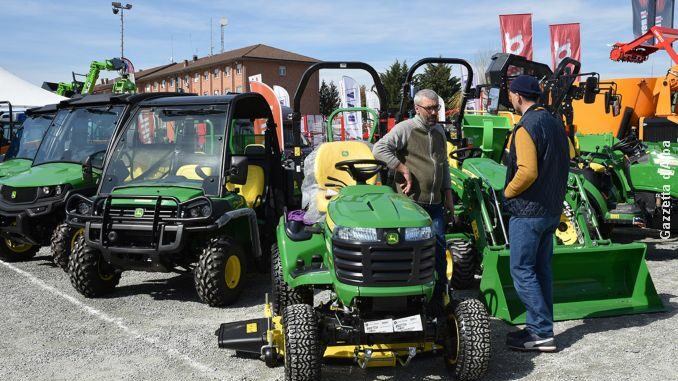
[583,76,598,104]
[82,150,106,183]
[611,95,621,117]
[228,156,249,185]
[487,87,500,115]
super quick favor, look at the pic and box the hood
[0,162,86,187]
[462,157,507,191]
[327,185,431,228]
[0,159,32,178]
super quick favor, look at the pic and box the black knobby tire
[68,235,121,297]
[51,222,83,272]
[443,298,491,381]
[194,237,246,307]
[271,244,313,315]
[283,304,321,381]
[0,238,39,262]
[448,239,477,290]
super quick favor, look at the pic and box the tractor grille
[0,186,38,204]
[332,238,435,286]
[106,205,177,224]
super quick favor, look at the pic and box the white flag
[339,76,362,140]
[273,85,290,107]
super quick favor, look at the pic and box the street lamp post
[220,17,228,54]
[112,2,133,58]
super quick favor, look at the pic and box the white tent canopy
[0,66,67,109]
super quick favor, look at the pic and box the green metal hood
[0,159,32,178]
[110,185,205,204]
[630,149,678,197]
[0,163,87,187]
[327,185,431,228]
[462,158,507,191]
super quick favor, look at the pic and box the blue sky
[0,0,674,88]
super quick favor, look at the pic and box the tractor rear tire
[51,222,84,272]
[447,239,477,290]
[0,238,39,262]
[272,244,312,315]
[443,298,491,381]
[69,235,121,297]
[195,237,246,307]
[283,304,321,381]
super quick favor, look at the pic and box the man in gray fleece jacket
[373,89,454,307]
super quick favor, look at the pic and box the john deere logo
[134,208,144,218]
[10,191,16,199]
[341,150,349,157]
[385,232,399,245]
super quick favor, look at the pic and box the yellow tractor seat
[176,165,213,180]
[226,165,265,208]
[447,141,459,169]
[313,141,376,213]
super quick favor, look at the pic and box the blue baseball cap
[509,75,542,97]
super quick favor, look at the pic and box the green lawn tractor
[0,103,56,179]
[216,62,491,381]
[65,93,293,306]
[405,55,664,323]
[0,93,181,265]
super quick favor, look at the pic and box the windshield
[33,106,124,165]
[99,105,229,195]
[4,113,55,161]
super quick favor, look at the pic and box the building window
[278,65,287,77]
[204,71,209,81]
[214,68,220,78]
[236,86,242,93]
[194,73,199,82]
[225,66,231,76]
[145,84,151,92]
[170,78,175,87]
[214,90,220,95]
[236,63,242,75]
[161,79,166,89]
[224,87,230,93]
[153,82,158,91]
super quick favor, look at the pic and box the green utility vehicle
[66,93,290,306]
[0,93,180,264]
[0,103,57,178]
[217,62,491,381]
[423,55,664,323]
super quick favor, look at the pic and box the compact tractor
[217,62,491,381]
[65,93,292,306]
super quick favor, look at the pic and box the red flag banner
[499,14,533,59]
[550,23,581,71]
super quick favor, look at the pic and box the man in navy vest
[503,75,569,352]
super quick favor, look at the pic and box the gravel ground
[0,228,676,381]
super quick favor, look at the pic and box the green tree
[413,63,461,112]
[379,59,409,113]
[319,80,340,116]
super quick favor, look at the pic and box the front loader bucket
[479,242,664,324]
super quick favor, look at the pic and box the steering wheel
[449,146,483,164]
[335,159,387,184]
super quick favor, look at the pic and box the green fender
[276,218,332,287]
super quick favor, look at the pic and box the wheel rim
[5,239,32,253]
[446,313,461,365]
[224,255,242,289]
[71,228,84,251]
[446,248,453,280]
[97,256,114,281]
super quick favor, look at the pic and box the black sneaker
[506,328,556,352]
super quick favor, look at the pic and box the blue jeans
[421,203,447,297]
[509,214,560,337]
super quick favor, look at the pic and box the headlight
[189,207,200,218]
[40,186,53,196]
[404,226,432,241]
[55,185,63,196]
[334,226,378,242]
[200,204,212,217]
[183,202,211,218]
[39,184,68,198]
[77,201,92,215]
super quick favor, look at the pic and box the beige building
[96,44,320,114]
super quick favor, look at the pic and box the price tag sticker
[393,315,423,332]
[364,318,394,334]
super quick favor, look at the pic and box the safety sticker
[364,318,394,334]
[246,323,258,333]
[393,315,423,332]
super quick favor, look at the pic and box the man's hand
[396,163,412,194]
[444,189,454,213]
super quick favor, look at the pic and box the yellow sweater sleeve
[504,128,538,198]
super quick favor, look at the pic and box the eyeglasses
[416,103,441,112]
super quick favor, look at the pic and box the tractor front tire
[443,298,491,381]
[195,237,246,307]
[283,304,321,381]
[69,235,121,297]
[0,238,39,262]
[447,239,477,290]
[51,222,84,272]
[272,244,312,315]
